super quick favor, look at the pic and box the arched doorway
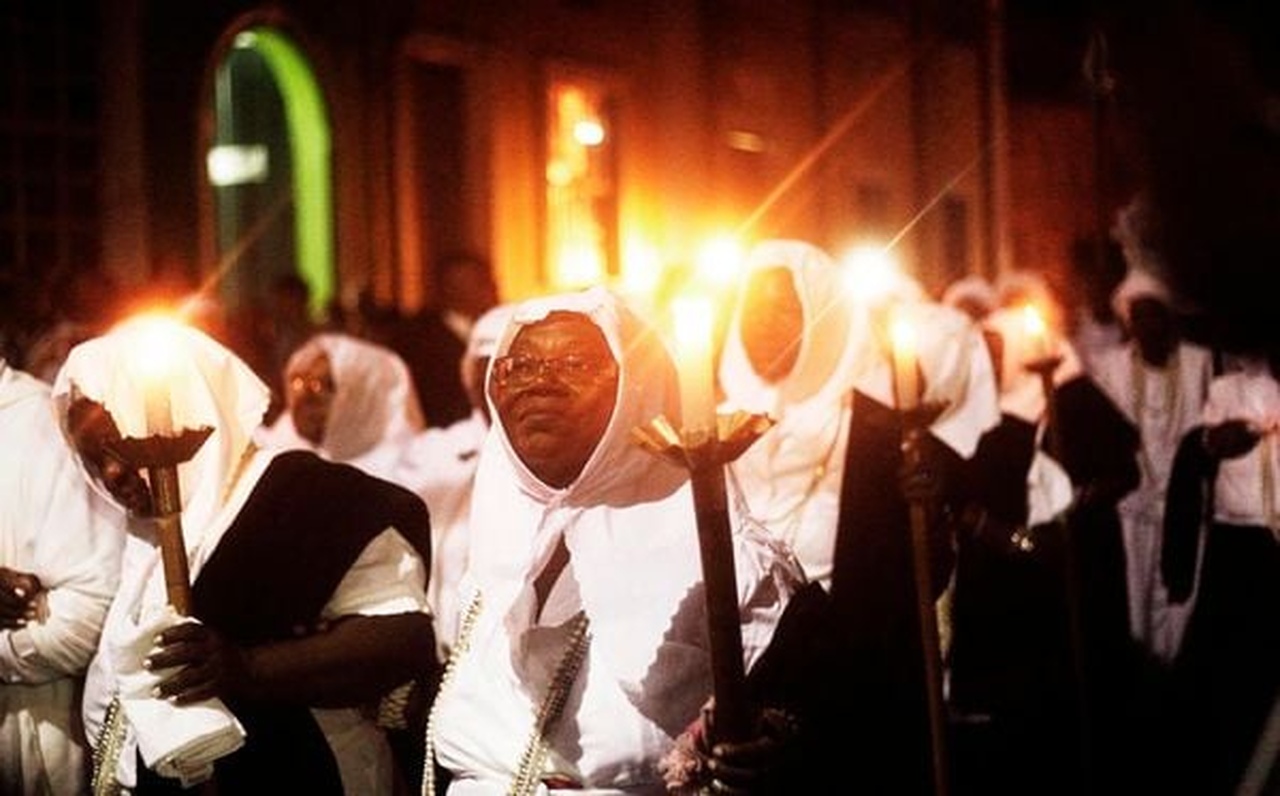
[206,26,333,321]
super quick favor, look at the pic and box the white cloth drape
[1,361,125,796]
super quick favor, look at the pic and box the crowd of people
[1,217,1276,796]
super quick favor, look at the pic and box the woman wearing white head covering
[719,240,999,590]
[52,317,436,795]
[0,360,124,796]
[1091,269,1214,659]
[256,332,425,481]
[429,287,796,795]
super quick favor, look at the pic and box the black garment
[136,450,433,795]
[746,391,963,794]
[1163,429,1280,795]
[389,310,471,428]
[948,376,1145,796]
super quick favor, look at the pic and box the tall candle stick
[672,295,717,443]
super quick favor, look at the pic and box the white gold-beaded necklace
[421,593,592,796]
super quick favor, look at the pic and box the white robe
[51,321,429,794]
[1092,342,1213,659]
[0,362,124,796]
[431,288,799,795]
[719,241,999,591]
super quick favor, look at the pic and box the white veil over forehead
[50,316,271,536]
[719,239,866,414]
[259,332,424,478]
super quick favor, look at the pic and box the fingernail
[13,588,25,598]
[142,657,153,670]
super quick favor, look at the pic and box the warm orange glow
[621,237,662,297]
[694,235,744,287]
[1021,304,1050,360]
[841,243,902,304]
[573,119,605,146]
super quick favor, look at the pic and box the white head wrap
[51,316,271,535]
[941,273,998,319]
[258,333,424,479]
[1110,268,1174,326]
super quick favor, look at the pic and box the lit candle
[135,317,177,437]
[890,313,920,411]
[671,294,717,441]
[1022,304,1050,362]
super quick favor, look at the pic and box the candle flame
[1021,304,1046,338]
[841,243,902,304]
[889,316,917,357]
[128,314,184,381]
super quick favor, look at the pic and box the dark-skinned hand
[704,707,800,794]
[1202,419,1261,461]
[0,567,43,630]
[145,621,251,705]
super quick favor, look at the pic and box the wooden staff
[1028,354,1094,789]
[686,436,751,744]
[114,428,213,617]
[892,316,950,796]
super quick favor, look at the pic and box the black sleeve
[1162,426,1215,604]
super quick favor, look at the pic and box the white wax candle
[890,314,920,411]
[671,295,717,439]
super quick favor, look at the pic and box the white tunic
[1092,342,1213,658]
[1,361,124,796]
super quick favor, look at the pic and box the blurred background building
[1,0,1125,348]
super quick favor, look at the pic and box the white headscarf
[717,240,871,585]
[257,333,424,480]
[51,316,271,540]
[1110,267,1174,327]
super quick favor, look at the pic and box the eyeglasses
[491,353,616,388]
[288,375,336,397]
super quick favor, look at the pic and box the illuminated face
[286,350,336,445]
[489,312,619,488]
[739,267,803,383]
[66,396,154,516]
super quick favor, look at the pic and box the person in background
[941,273,999,324]
[255,332,426,484]
[947,302,1144,795]
[402,302,514,657]
[716,239,868,591]
[53,317,437,795]
[391,253,500,428]
[1162,350,1280,795]
[427,287,800,795]
[1091,267,1213,661]
[1,358,124,796]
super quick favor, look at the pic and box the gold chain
[90,696,126,796]
[422,591,485,796]
[420,592,592,796]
